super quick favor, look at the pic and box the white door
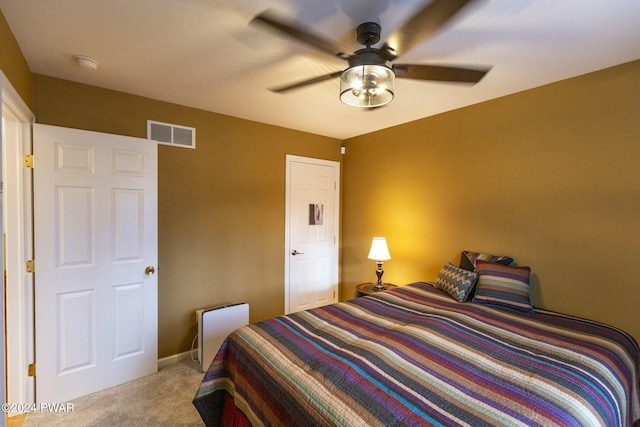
[33,124,158,403]
[285,155,339,314]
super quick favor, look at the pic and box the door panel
[34,124,158,403]
[113,282,144,358]
[113,189,144,261]
[57,186,94,266]
[57,290,94,373]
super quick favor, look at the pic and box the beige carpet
[24,358,206,426]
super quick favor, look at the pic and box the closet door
[285,155,340,314]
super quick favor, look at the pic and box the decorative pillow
[472,260,533,313]
[434,262,479,303]
[459,250,515,272]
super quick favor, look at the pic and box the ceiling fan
[251,0,491,108]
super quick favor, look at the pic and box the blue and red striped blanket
[194,282,640,426]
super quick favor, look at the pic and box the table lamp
[367,237,391,291]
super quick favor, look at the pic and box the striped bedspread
[194,282,640,426]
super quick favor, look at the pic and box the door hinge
[26,259,35,273]
[28,363,36,377]
[24,154,34,168]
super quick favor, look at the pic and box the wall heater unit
[196,303,249,371]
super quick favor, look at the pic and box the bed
[193,279,640,426]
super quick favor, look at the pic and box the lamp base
[371,282,387,292]
[372,261,386,291]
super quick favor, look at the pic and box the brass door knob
[145,266,155,275]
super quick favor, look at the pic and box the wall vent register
[147,120,196,149]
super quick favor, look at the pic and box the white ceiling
[1,0,639,139]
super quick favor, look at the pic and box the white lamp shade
[368,237,391,261]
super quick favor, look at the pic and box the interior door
[285,155,339,314]
[33,124,158,403]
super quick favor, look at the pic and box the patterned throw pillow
[459,250,515,272]
[435,262,479,303]
[472,260,533,313]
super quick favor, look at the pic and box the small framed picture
[309,203,324,225]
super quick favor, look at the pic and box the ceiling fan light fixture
[340,64,394,108]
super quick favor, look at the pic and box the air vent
[147,120,196,149]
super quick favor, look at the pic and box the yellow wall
[0,8,32,109]
[33,75,342,357]
[342,60,640,344]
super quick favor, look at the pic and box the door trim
[284,155,340,314]
[1,71,36,415]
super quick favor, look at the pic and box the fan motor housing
[356,22,381,46]
[348,48,388,68]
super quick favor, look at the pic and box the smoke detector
[73,55,99,70]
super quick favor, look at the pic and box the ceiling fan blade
[252,11,351,60]
[383,0,478,59]
[269,71,343,93]
[393,64,489,83]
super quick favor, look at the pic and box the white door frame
[1,70,36,416]
[284,154,340,314]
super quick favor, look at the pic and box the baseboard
[158,349,196,368]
